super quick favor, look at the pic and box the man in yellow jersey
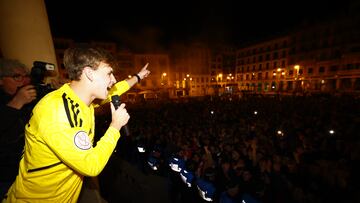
[3,46,150,202]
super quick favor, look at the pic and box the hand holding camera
[8,85,37,109]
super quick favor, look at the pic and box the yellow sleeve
[95,80,130,107]
[109,80,131,96]
[44,126,120,177]
[35,103,121,177]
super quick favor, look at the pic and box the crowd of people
[99,94,359,203]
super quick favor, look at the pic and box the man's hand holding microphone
[110,101,130,131]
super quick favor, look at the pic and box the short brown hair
[63,46,115,80]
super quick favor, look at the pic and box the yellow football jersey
[5,81,129,202]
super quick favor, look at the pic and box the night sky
[45,0,354,52]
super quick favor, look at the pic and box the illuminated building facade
[287,17,360,94]
[236,15,360,95]
[236,36,290,93]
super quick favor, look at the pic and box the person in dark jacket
[0,59,36,198]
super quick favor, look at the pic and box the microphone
[111,95,130,136]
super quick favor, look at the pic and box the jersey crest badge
[74,131,91,150]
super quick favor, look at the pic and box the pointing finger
[142,63,149,70]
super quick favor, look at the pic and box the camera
[31,61,55,100]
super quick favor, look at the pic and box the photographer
[0,59,36,199]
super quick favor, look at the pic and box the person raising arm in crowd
[3,46,150,202]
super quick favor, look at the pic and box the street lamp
[227,73,234,81]
[161,72,167,86]
[217,73,223,82]
[294,65,301,92]
[276,68,285,91]
[184,74,191,96]
[294,65,300,79]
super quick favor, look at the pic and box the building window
[319,66,325,73]
[274,43,278,49]
[281,60,285,68]
[266,63,269,70]
[259,64,262,70]
[273,52,278,59]
[355,63,360,69]
[330,65,338,72]
[346,64,354,70]
[258,55,263,62]
[308,67,313,74]
[266,54,270,61]
[283,40,287,48]
[290,47,296,55]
